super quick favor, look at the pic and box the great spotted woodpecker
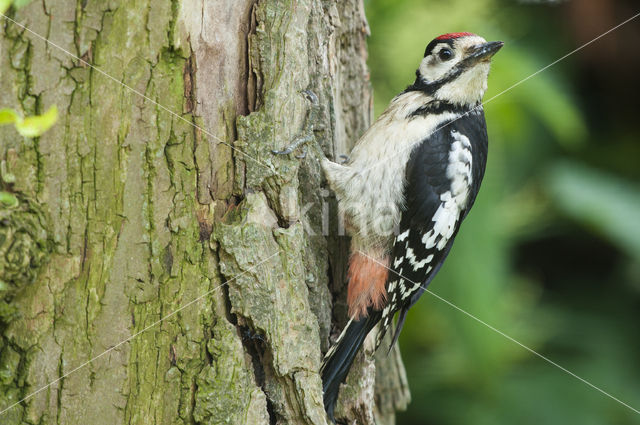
[276,32,502,420]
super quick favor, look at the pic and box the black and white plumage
[277,32,502,421]
[380,111,488,349]
[320,106,490,420]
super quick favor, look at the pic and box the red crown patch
[435,32,475,40]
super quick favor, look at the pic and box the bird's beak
[468,41,504,63]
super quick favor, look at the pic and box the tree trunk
[0,1,409,424]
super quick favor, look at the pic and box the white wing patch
[421,229,438,248]
[423,130,473,251]
[396,229,410,242]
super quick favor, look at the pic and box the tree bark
[0,1,409,424]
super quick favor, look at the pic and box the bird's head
[415,32,503,106]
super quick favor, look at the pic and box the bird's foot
[271,133,314,158]
[272,89,321,158]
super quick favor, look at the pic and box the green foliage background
[364,0,640,424]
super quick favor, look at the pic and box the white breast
[322,92,459,252]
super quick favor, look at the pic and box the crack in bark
[246,3,259,113]
[237,321,277,425]
[182,53,195,114]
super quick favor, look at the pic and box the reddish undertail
[347,252,389,320]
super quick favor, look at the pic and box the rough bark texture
[0,1,409,424]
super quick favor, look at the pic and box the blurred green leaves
[0,106,58,138]
[365,0,640,424]
[546,161,640,261]
[488,48,587,149]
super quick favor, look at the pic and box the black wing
[378,114,488,349]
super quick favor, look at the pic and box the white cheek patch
[418,50,459,82]
[435,63,490,105]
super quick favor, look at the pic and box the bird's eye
[438,48,453,61]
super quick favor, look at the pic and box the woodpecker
[275,32,502,421]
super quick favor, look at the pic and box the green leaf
[14,105,58,137]
[0,108,19,125]
[0,0,12,14]
[0,191,19,208]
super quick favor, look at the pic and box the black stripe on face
[407,100,477,118]
[403,66,464,96]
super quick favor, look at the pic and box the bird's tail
[321,310,381,421]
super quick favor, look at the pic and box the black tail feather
[321,311,381,421]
